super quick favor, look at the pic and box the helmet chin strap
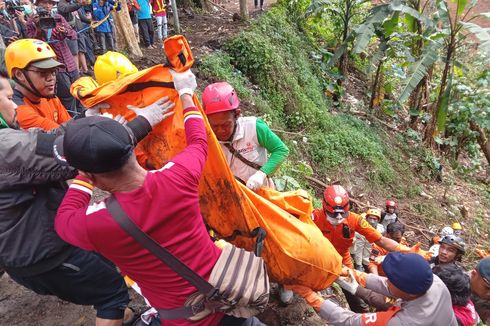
[15,71,56,99]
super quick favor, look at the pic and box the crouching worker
[289,252,458,326]
[54,70,266,326]
[202,82,289,191]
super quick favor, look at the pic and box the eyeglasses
[25,69,57,79]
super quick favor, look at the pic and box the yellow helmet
[451,222,462,231]
[94,51,138,85]
[5,39,63,78]
[366,208,382,221]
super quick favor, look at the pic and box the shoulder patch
[359,218,371,229]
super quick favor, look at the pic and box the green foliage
[199,0,425,197]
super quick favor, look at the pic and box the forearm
[356,286,393,311]
[256,119,288,175]
[54,175,95,250]
[58,2,82,14]
[318,299,362,326]
[376,236,400,252]
[126,116,152,143]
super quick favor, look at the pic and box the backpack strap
[105,196,220,319]
[222,142,263,171]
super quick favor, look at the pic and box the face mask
[22,4,33,15]
[327,215,345,226]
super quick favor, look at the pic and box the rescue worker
[380,200,398,229]
[433,264,479,326]
[54,69,265,326]
[470,258,490,324]
[428,226,454,258]
[452,222,463,236]
[312,185,415,313]
[368,221,409,276]
[202,81,289,191]
[7,39,72,130]
[352,208,385,272]
[430,235,465,268]
[289,252,458,326]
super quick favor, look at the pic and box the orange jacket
[15,92,71,131]
[312,209,382,266]
[369,238,409,276]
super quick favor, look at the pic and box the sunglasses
[325,210,348,220]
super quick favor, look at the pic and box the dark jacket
[0,127,77,276]
[57,0,91,30]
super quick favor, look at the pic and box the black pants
[56,70,82,116]
[254,0,264,8]
[218,315,265,326]
[8,248,129,320]
[342,288,370,313]
[138,18,154,47]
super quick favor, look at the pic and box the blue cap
[478,258,490,283]
[382,252,433,295]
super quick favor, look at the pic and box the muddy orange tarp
[71,65,342,290]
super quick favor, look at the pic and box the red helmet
[323,185,350,215]
[386,200,397,208]
[202,82,240,115]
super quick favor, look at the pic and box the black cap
[53,116,135,173]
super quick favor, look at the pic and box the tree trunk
[469,120,490,166]
[239,0,248,20]
[113,0,143,57]
[369,60,384,111]
[424,37,454,148]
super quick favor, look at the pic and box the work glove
[336,270,359,295]
[127,96,175,127]
[84,102,111,117]
[246,170,267,191]
[285,285,324,311]
[169,69,197,97]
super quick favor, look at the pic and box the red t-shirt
[55,108,223,326]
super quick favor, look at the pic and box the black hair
[386,221,405,234]
[432,264,470,306]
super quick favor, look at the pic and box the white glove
[85,102,111,117]
[246,170,267,191]
[127,96,175,127]
[335,270,359,295]
[169,69,197,96]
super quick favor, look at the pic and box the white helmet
[440,226,454,237]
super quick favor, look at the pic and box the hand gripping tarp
[71,66,342,290]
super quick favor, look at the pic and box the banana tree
[403,0,490,147]
[305,0,371,80]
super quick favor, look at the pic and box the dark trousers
[254,0,264,8]
[342,288,370,313]
[138,18,154,47]
[218,315,266,326]
[8,248,129,320]
[97,32,115,54]
[56,70,82,116]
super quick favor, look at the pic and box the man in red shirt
[312,185,408,313]
[54,70,264,326]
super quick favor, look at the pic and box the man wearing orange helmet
[312,185,410,312]
[6,39,73,131]
[352,208,385,272]
[202,81,289,192]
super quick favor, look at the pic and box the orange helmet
[323,185,349,216]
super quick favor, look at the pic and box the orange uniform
[312,209,382,268]
[14,90,71,131]
[369,238,409,276]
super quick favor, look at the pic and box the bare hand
[56,25,66,34]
